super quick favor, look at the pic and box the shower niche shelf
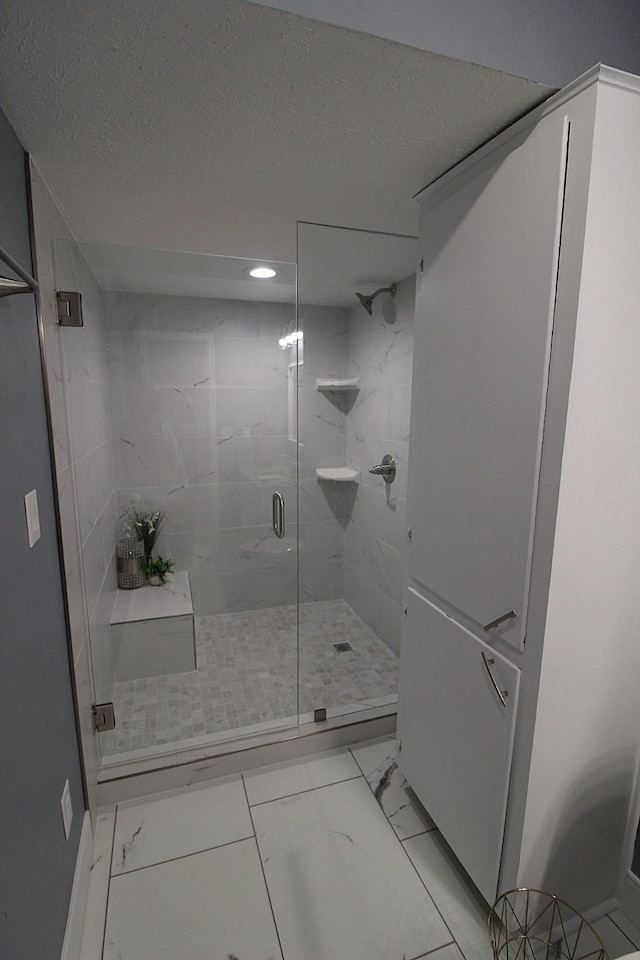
[315,377,360,392]
[316,467,360,482]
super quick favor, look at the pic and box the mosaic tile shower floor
[101,600,399,756]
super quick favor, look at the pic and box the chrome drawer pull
[481,651,508,707]
[483,609,517,632]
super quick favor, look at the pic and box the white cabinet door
[408,114,570,646]
[398,588,520,903]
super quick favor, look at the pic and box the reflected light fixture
[249,266,277,279]
[279,329,303,349]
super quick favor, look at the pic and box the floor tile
[102,599,398,756]
[610,912,640,950]
[252,777,452,960]
[350,737,435,839]
[111,777,253,875]
[422,944,467,960]
[103,838,283,960]
[593,916,639,959]
[244,747,361,806]
[79,809,116,960]
[403,830,493,960]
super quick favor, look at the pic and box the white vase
[148,575,163,586]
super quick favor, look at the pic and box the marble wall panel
[114,436,217,488]
[162,386,216,438]
[214,337,288,389]
[111,386,163,439]
[75,441,116,547]
[343,274,415,653]
[343,565,403,657]
[216,387,288,437]
[344,523,405,603]
[109,286,415,629]
[299,434,346,480]
[299,477,348,526]
[299,559,344,603]
[216,434,294,484]
[300,387,346,437]
[298,305,348,380]
[108,293,305,616]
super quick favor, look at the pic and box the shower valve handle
[369,455,396,484]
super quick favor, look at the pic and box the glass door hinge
[56,290,84,326]
[92,702,116,732]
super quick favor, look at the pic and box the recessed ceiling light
[249,266,277,279]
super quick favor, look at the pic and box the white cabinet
[399,66,640,912]
[400,588,520,900]
[408,109,569,649]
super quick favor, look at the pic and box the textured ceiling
[0,0,552,265]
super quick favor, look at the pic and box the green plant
[144,555,175,583]
[126,508,165,559]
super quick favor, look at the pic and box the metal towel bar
[0,245,38,298]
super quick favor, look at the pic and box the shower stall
[31,173,416,781]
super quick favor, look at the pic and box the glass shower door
[70,247,302,761]
[296,222,416,725]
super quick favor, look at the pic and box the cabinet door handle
[481,651,508,707]
[483,609,517,632]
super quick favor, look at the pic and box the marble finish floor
[102,600,399,756]
[82,737,640,960]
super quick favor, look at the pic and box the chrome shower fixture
[355,283,397,315]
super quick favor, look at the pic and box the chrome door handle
[272,491,285,539]
[481,651,508,707]
[483,609,517,632]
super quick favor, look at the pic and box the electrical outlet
[61,779,73,840]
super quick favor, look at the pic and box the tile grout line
[347,744,463,960]
[348,743,436,843]
[102,806,120,960]
[241,773,287,960]
[109,831,256,878]
[411,945,458,960]
[608,913,640,950]
[247,771,363,808]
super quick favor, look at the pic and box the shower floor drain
[333,641,353,652]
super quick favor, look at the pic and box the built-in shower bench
[110,570,196,682]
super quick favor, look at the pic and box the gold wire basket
[488,888,610,960]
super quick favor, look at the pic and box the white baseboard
[60,811,93,960]
[583,896,620,923]
[619,872,640,932]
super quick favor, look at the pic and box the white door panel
[408,115,570,646]
[398,588,521,903]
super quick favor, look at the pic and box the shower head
[355,291,374,315]
[355,284,397,315]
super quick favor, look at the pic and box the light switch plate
[61,779,73,840]
[24,489,41,547]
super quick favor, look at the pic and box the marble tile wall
[343,275,416,655]
[106,293,347,617]
[297,304,349,602]
[30,163,117,810]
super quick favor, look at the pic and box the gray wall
[0,110,84,959]
[252,0,640,87]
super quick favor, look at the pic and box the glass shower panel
[296,222,417,724]
[75,245,300,761]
